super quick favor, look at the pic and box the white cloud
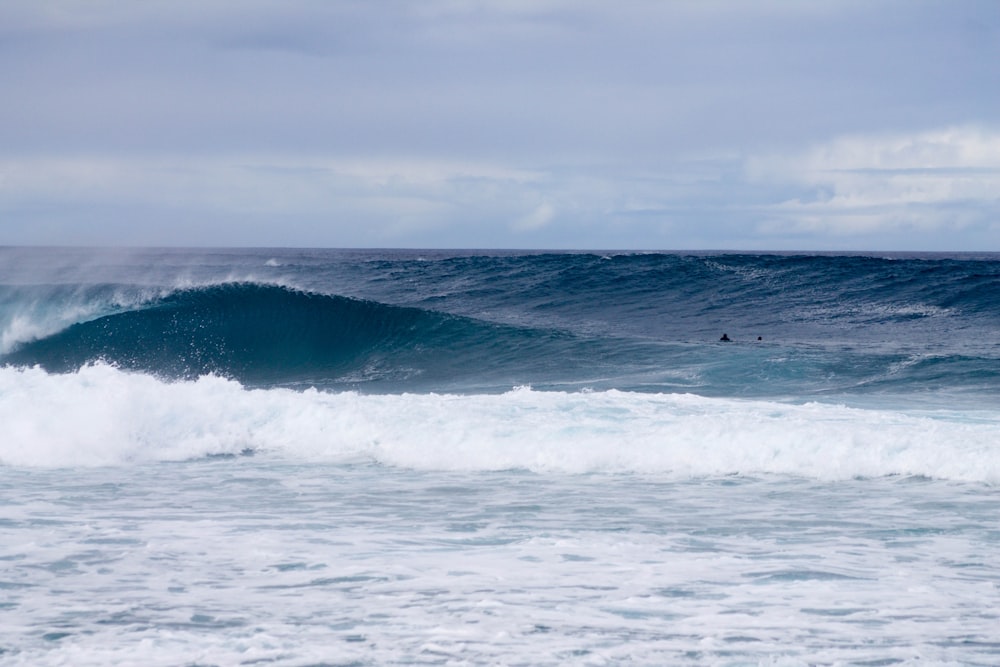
[0,154,569,245]
[5,130,997,250]
[0,155,538,208]
[746,126,1000,237]
[513,202,556,232]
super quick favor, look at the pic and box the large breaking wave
[2,363,998,481]
[1,251,998,398]
[0,282,597,389]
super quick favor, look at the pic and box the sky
[1,0,999,250]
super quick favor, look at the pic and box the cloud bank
[1,0,998,249]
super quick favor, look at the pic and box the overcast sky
[2,0,999,250]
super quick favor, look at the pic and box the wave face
[1,283,528,387]
[1,248,998,399]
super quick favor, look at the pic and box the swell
[1,252,998,398]
[368,253,1000,346]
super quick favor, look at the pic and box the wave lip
[2,363,999,482]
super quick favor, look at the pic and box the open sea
[1,247,999,666]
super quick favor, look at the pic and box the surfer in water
[720,333,731,342]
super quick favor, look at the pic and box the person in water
[720,333,731,342]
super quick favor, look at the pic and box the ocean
[1,247,998,666]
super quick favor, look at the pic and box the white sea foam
[2,363,998,481]
[3,453,998,666]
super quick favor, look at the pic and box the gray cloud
[2,0,999,249]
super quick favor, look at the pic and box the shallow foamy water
[2,459,998,666]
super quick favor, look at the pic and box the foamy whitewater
[1,248,998,666]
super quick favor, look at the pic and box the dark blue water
[2,248,998,403]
